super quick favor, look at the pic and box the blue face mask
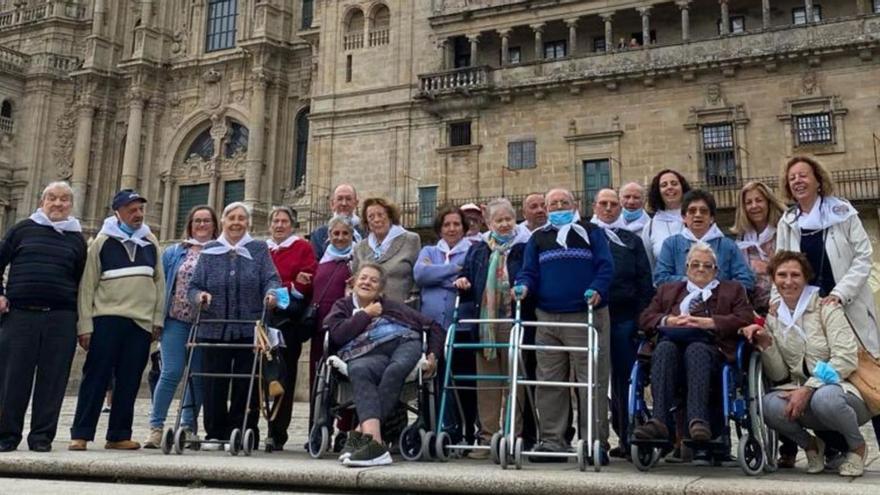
[328,244,352,257]
[548,210,575,227]
[118,222,136,236]
[623,208,643,223]
[491,231,513,244]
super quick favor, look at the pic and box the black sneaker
[338,431,367,461]
[0,441,17,453]
[343,438,392,467]
[29,443,51,453]
[529,443,570,463]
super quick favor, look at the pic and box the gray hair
[545,188,575,203]
[485,198,515,222]
[327,214,355,233]
[41,181,74,202]
[619,182,646,197]
[686,241,718,266]
[269,205,296,226]
[222,201,251,221]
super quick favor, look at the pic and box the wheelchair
[627,338,777,475]
[308,331,437,461]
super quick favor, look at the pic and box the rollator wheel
[228,428,241,456]
[514,437,523,470]
[490,431,502,465]
[243,429,256,457]
[160,428,174,455]
[631,444,658,472]
[737,432,765,476]
[434,432,451,462]
[576,439,586,472]
[421,431,436,461]
[172,427,185,455]
[499,436,509,470]
[398,424,422,461]
[308,425,329,459]
[592,440,603,473]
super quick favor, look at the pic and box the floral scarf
[479,234,514,360]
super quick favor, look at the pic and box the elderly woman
[145,205,218,449]
[324,263,443,467]
[655,189,754,290]
[743,251,871,477]
[634,242,753,445]
[352,198,421,304]
[731,182,786,315]
[453,198,530,458]
[641,169,691,269]
[188,202,280,449]
[265,206,317,451]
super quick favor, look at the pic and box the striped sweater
[77,233,165,336]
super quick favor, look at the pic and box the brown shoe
[68,439,87,451]
[688,419,712,442]
[105,440,141,450]
[633,419,670,441]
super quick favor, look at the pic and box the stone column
[71,100,95,217]
[804,0,814,22]
[160,173,174,239]
[244,72,268,204]
[565,18,578,56]
[637,6,652,47]
[719,0,730,35]
[677,1,692,41]
[531,23,544,61]
[92,0,106,36]
[439,39,450,70]
[140,0,154,27]
[600,13,614,52]
[120,89,146,191]
[762,0,771,29]
[498,29,511,66]
[467,34,480,67]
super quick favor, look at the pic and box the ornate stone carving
[802,72,819,96]
[202,69,223,110]
[706,83,724,106]
[52,104,76,180]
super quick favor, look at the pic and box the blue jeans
[149,318,202,431]
[609,318,638,449]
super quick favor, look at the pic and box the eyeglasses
[687,262,716,270]
[685,207,711,216]
[547,200,573,209]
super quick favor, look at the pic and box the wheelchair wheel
[398,424,423,461]
[308,425,329,459]
[738,432,765,476]
[421,431,436,461]
[171,427,185,455]
[160,427,174,455]
[499,436,509,470]
[592,440,603,472]
[490,431,502,465]
[514,437,523,470]
[242,429,256,457]
[631,444,659,472]
[747,351,776,473]
[435,431,451,462]
[576,439,586,472]
[228,429,241,456]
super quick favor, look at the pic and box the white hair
[485,198,515,222]
[686,241,718,266]
[545,188,575,203]
[327,214,355,233]
[41,181,74,202]
[619,182,646,197]
[222,201,251,221]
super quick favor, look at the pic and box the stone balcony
[430,0,525,17]
[419,65,491,97]
[0,45,27,74]
[0,1,88,32]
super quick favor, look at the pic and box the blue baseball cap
[112,189,147,210]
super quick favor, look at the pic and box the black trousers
[650,340,721,428]
[0,308,77,448]
[202,337,259,442]
[70,316,150,442]
[267,328,303,447]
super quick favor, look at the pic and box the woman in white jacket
[641,169,692,270]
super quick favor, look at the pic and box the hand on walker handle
[512,285,527,301]
[453,277,471,291]
[584,289,600,307]
[198,292,212,308]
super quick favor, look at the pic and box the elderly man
[310,183,365,259]
[515,192,548,238]
[515,188,614,463]
[619,182,649,236]
[69,189,164,451]
[0,182,87,452]
[591,188,654,458]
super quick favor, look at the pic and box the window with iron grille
[449,121,472,147]
[701,123,738,186]
[792,5,822,25]
[205,0,238,52]
[543,40,566,60]
[508,140,536,170]
[176,184,209,238]
[593,37,606,52]
[418,186,438,226]
[795,112,834,145]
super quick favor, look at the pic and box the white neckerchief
[797,196,857,231]
[736,226,775,261]
[184,238,210,247]
[202,232,255,260]
[679,279,720,316]
[266,234,300,251]
[98,216,152,247]
[590,215,627,247]
[437,238,471,264]
[622,209,649,233]
[319,244,353,264]
[547,210,590,249]
[654,208,683,224]
[777,285,820,341]
[29,208,81,234]
[368,224,406,259]
[681,223,725,243]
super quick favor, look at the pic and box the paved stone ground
[0,397,877,494]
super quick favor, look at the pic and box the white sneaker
[805,437,826,474]
[343,451,392,467]
[839,452,865,477]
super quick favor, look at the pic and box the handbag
[295,261,345,342]
[848,345,880,415]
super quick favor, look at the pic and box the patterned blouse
[739,235,775,316]
[169,248,200,323]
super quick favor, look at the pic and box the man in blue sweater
[515,188,614,463]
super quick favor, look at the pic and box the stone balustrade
[0,1,88,32]
[343,32,364,50]
[419,65,491,96]
[369,28,389,46]
[0,45,27,74]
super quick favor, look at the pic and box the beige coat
[776,200,880,358]
[352,230,421,303]
[762,291,862,399]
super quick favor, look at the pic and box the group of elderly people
[0,155,877,477]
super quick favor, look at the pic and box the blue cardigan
[414,244,469,332]
[161,242,191,317]
[653,234,754,290]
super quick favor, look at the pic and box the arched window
[186,128,214,160]
[293,108,309,188]
[224,121,248,158]
[0,100,12,133]
[369,4,390,47]
[206,0,238,52]
[343,8,364,50]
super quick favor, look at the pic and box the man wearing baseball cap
[69,189,165,451]
[460,203,485,243]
